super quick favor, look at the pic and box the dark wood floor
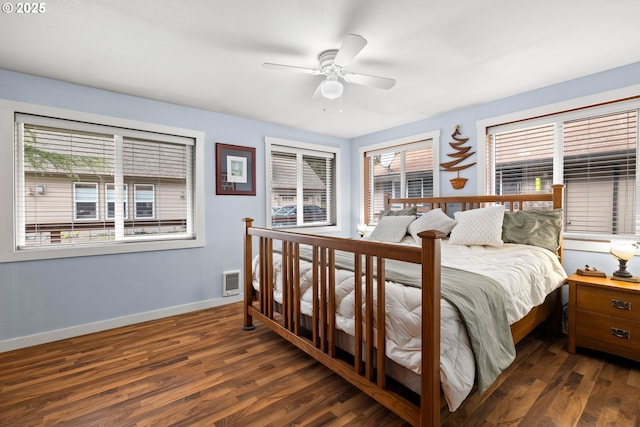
[1,302,639,426]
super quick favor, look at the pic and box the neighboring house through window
[0,100,204,262]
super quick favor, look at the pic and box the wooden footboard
[241,185,564,426]
[242,219,441,426]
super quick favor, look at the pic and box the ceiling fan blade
[333,34,367,67]
[343,72,396,89]
[262,63,323,75]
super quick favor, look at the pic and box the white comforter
[253,240,567,411]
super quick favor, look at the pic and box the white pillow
[408,208,457,244]
[448,205,505,246]
[367,216,415,243]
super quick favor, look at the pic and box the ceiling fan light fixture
[321,79,343,100]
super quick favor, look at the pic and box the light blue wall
[350,62,640,277]
[0,69,350,347]
[3,62,640,348]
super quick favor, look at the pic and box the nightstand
[567,273,640,362]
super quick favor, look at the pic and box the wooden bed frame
[242,184,564,426]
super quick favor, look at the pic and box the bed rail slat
[320,248,328,353]
[267,238,274,319]
[365,255,375,382]
[377,258,386,389]
[354,253,363,375]
[328,249,337,357]
[312,245,320,348]
[282,241,290,329]
[293,243,301,335]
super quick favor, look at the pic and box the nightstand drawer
[575,311,640,361]
[576,285,640,322]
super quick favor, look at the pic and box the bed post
[384,193,391,210]
[419,230,441,427]
[551,184,563,209]
[242,218,256,330]
[551,184,564,262]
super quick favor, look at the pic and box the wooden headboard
[384,184,565,260]
[385,184,564,213]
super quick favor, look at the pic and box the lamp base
[611,274,640,283]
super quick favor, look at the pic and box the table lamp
[610,239,638,281]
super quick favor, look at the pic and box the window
[106,183,128,219]
[1,101,204,262]
[362,134,438,224]
[134,184,155,219]
[266,137,339,230]
[485,98,639,239]
[74,183,98,220]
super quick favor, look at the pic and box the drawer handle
[610,327,631,339]
[611,299,631,310]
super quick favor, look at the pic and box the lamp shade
[610,240,637,261]
[610,239,638,279]
[321,79,343,100]
[356,223,368,236]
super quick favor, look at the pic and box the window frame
[477,83,640,252]
[73,182,99,221]
[0,100,205,263]
[134,184,155,219]
[265,136,341,232]
[358,130,440,226]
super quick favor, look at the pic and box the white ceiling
[1,0,639,139]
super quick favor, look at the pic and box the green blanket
[296,245,516,392]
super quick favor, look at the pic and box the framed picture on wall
[215,143,256,196]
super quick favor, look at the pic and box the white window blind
[487,124,555,195]
[15,114,195,249]
[563,110,637,235]
[487,102,639,238]
[365,141,433,223]
[268,143,336,229]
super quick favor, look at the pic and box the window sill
[563,234,639,254]
[0,236,205,263]
[269,224,341,234]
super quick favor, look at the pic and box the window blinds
[488,105,639,237]
[488,124,555,195]
[15,114,195,249]
[563,110,637,235]
[365,141,433,223]
[269,145,336,228]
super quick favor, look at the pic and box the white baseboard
[0,294,243,353]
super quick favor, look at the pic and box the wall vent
[223,270,241,296]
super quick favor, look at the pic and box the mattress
[252,239,567,410]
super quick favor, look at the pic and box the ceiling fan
[262,34,396,100]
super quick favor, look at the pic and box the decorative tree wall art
[440,124,476,189]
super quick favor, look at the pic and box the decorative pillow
[367,215,416,243]
[502,209,562,254]
[408,208,457,244]
[449,205,505,246]
[379,206,417,219]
